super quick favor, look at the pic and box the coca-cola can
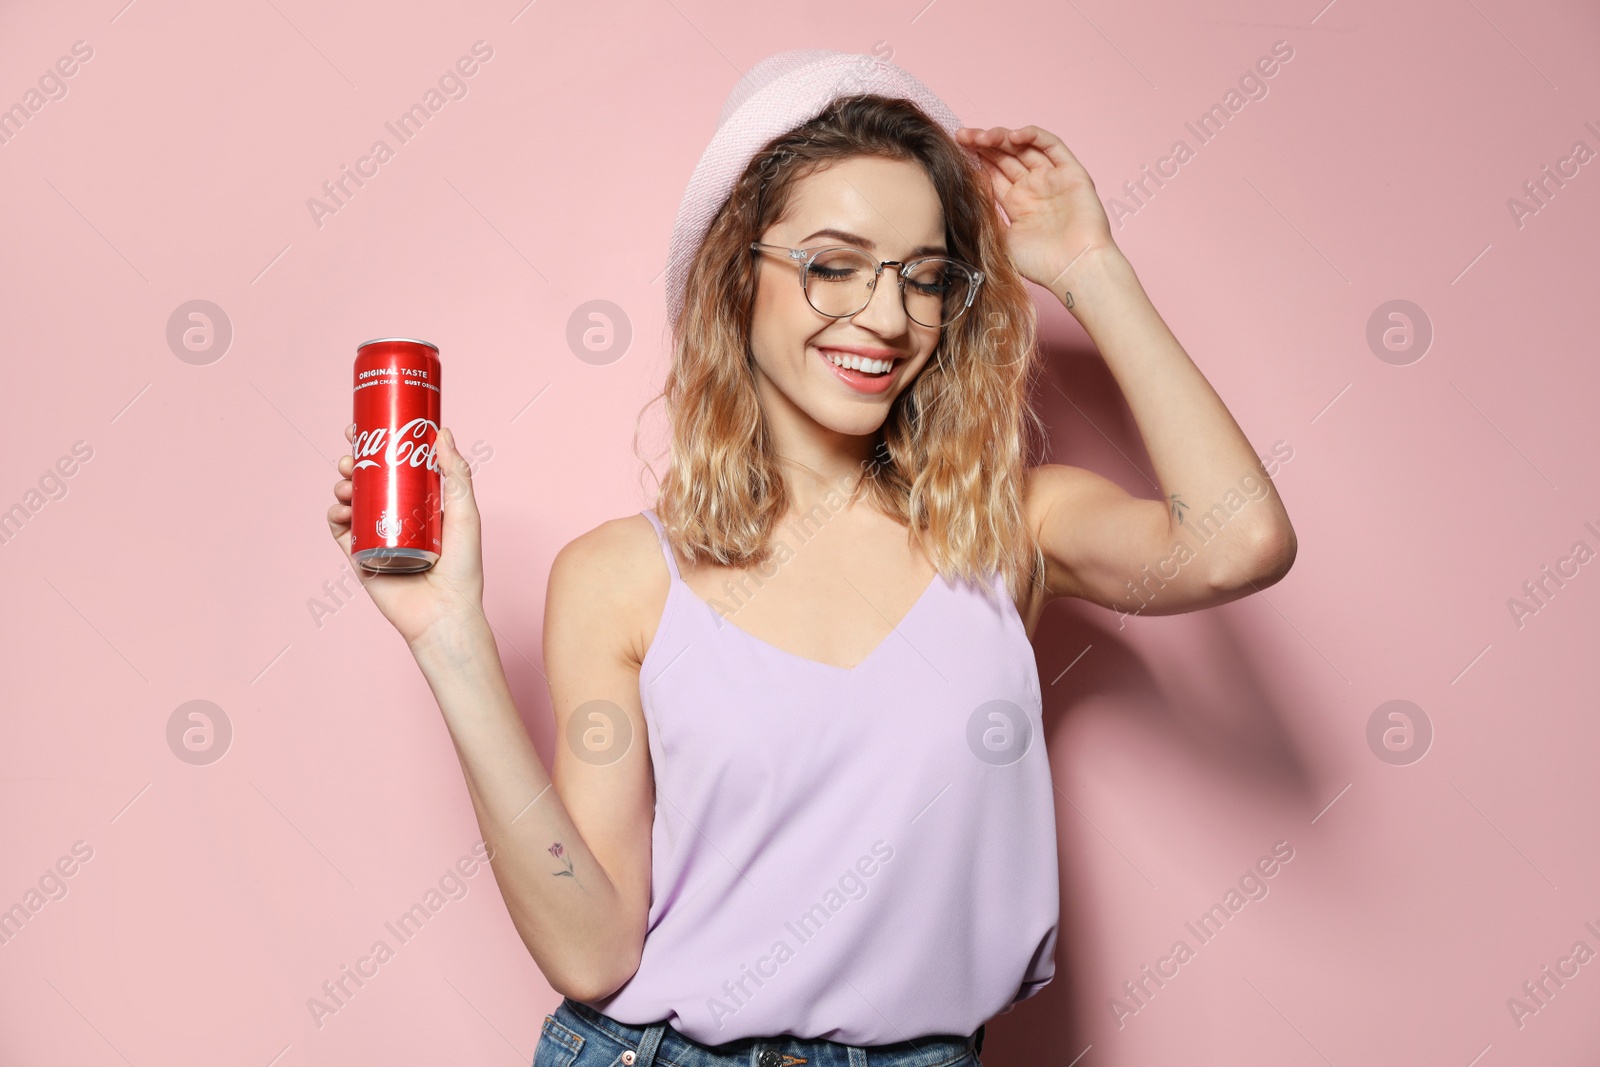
[350,337,441,573]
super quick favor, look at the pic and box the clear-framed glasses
[749,242,985,328]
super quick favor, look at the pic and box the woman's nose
[852,268,911,330]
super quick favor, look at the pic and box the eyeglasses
[749,242,985,328]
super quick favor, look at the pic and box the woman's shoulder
[549,510,668,596]
[546,511,672,667]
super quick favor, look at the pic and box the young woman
[327,50,1295,1067]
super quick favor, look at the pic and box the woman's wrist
[1049,242,1141,334]
[1048,241,1130,308]
[409,611,500,676]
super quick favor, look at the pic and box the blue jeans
[536,997,985,1067]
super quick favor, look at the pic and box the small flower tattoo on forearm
[548,842,589,894]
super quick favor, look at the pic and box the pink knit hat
[663,48,964,328]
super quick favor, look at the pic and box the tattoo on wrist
[1169,493,1188,525]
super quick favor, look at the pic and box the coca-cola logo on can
[352,416,441,474]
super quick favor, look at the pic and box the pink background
[3,0,1598,1064]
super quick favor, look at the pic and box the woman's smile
[811,343,907,395]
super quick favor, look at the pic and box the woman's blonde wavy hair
[637,93,1048,606]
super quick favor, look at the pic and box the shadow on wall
[992,328,1323,1064]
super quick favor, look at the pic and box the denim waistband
[556,997,981,1067]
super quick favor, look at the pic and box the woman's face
[748,154,947,441]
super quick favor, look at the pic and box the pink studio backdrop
[2,1,1597,1064]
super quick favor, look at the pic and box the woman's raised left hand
[955,124,1117,294]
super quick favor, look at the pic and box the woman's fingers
[976,152,1012,200]
[960,129,1028,186]
[988,126,1060,170]
[1008,124,1078,169]
[960,125,1063,175]
[437,428,479,524]
[330,425,356,543]
[326,500,351,541]
[974,140,1032,182]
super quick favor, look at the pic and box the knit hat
[663,49,964,328]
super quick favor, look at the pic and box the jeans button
[622,1053,636,1065]
[758,1051,780,1067]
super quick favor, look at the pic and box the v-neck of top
[671,567,944,674]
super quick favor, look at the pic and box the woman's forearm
[1054,245,1296,577]
[406,616,632,1000]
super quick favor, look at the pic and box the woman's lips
[814,346,899,395]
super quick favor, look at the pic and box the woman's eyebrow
[798,227,947,258]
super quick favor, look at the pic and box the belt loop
[631,1021,669,1067]
[848,1047,868,1067]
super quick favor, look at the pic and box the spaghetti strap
[640,508,681,581]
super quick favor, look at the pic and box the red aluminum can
[350,337,442,573]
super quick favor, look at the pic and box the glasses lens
[803,249,975,327]
[804,248,875,318]
[903,258,975,327]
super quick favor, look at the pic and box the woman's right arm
[408,552,655,1001]
[328,424,654,1002]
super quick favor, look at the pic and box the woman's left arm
[957,124,1297,615]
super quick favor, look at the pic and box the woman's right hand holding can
[327,422,489,653]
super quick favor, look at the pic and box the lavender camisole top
[589,509,1060,1046]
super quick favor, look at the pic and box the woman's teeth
[821,349,894,375]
